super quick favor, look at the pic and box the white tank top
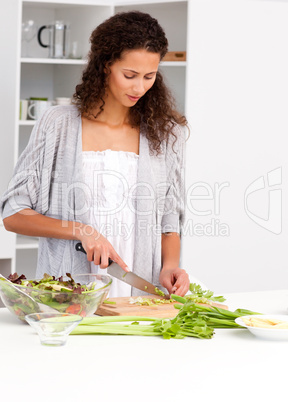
[82,149,139,297]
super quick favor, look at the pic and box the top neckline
[82,149,139,158]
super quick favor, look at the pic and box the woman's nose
[132,79,145,95]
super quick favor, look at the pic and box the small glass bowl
[25,312,83,346]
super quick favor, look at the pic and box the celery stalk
[80,316,157,325]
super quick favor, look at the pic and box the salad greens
[8,272,95,293]
[0,272,104,322]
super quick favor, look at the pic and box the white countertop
[1,290,288,402]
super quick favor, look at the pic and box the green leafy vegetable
[171,296,261,328]
[71,286,261,339]
[184,283,226,305]
[71,314,214,339]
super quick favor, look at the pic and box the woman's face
[106,49,160,107]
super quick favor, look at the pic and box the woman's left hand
[159,267,190,297]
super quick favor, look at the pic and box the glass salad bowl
[0,273,112,322]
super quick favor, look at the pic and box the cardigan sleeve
[161,124,187,234]
[0,107,55,220]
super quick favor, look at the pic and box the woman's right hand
[3,211,129,271]
[78,225,129,272]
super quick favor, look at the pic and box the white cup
[19,100,28,120]
[70,41,82,59]
[27,100,54,120]
[55,97,71,105]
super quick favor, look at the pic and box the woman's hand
[78,225,129,272]
[159,266,190,296]
[160,232,189,296]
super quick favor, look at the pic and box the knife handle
[75,242,113,266]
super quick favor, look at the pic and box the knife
[75,242,168,297]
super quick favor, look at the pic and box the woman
[0,11,189,297]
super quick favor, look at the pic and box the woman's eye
[124,74,154,80]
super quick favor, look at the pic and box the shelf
[21,58,87,65]
[115,0,183,4]
[20,58,186,67]
[19,121,36,126]
[16,235,39,250]
[22,0,111,6]
[160,61,186,67]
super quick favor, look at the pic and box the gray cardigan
[0,105,186,296]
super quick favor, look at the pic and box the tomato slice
[65,304,82,314]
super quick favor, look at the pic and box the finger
[164,285,173,295]
[93,251,101,266]
[86,248,94,263]
[159,273,173,293]
[99,250,109,269]
[174,284,189,296]
[161,278,174,294]
[169,274,181,294]
[171,274,189,295]
[111,252,130,272]
[173,279,190,296]
[182,282,190,296]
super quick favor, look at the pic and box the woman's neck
[91,95,130,128]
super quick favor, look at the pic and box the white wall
[183,0,288,293]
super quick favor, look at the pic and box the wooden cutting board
[96,296,228,318]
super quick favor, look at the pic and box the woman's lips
[127,95,141,102]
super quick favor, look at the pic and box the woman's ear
[103,63,111,76]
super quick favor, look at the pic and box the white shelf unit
[19,120,36,126]
[0,0,188,281]
[21,57,186,67]
[16,235,39,250]
[21,57,87,64]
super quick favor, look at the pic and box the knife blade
[75,242,168,297]
[106,262,167,297]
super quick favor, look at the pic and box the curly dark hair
[73,11,187,154]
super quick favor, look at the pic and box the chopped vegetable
[65,304,82,315]
[129,297,175,306]
[154,287,165,297]
[184,283,226,305]
[130,282,226,306]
